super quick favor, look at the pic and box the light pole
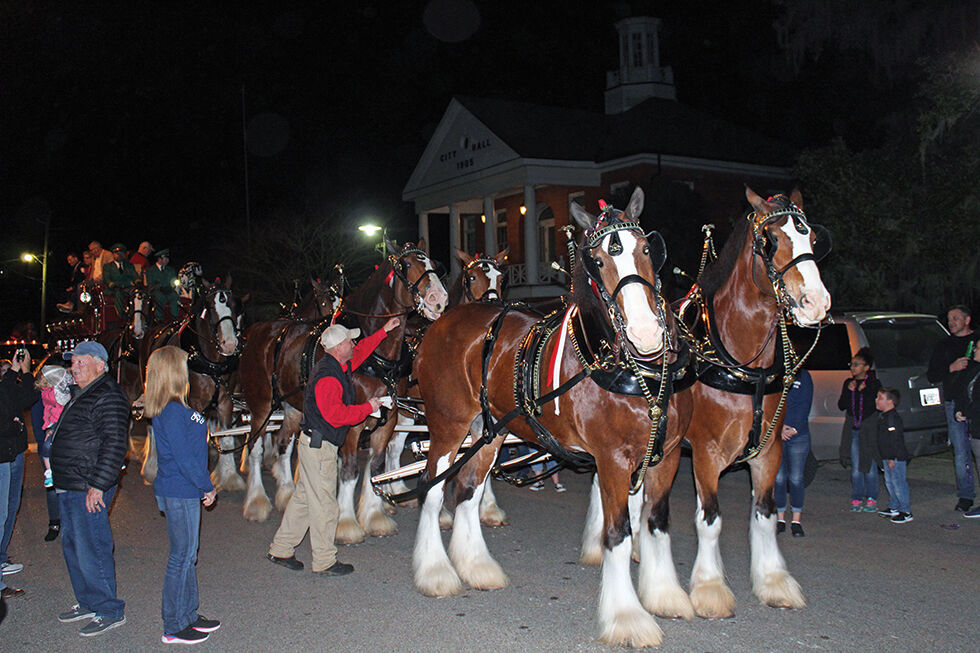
[358,223,385,257]
[21,251,48,329]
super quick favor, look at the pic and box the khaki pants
[268,434,339,572]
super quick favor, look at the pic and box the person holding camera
[0,348,40,599]
[267,318,399,576]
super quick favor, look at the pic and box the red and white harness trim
[546,304,577,416]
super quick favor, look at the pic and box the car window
[861,319,947,368]
[789,323,850,370]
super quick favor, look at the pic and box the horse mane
[698,212,751,297]
[569,239,603,318]
[447,272,465,308]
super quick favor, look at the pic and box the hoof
[415,561,463,597]
[597,608,664,648]
[479,505,509,528]
[210,470,246,493]
[641,585,695,621]
[755,571,806,609]
[579,545,602,567]
[243,494,272,522]
[456,558,508,591]
[335,516,366,545]
[690,579,736,619]
[274,484,295,512]
[360,508,398,537]
[383,501,397,515]
[438,507,454,531]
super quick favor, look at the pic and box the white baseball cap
[320,324,360,350]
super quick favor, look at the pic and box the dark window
[861,319,947,368]
[789,324,850,371]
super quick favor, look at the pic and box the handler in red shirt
[267,317,399,576]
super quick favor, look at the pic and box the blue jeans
[944,401,975,501]
[850,429,878,501]
[156,496,201,634]
[59,486,125,620]
[1,452,24,567]
[774,431,810,514]
[882,460,911,513]
[0,461,9,591]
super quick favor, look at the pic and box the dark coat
[876,409,909,461]
[49,373,129,492]
[0,370,40,463]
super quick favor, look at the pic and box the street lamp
[21,251,48,328]
[358,223,386,256]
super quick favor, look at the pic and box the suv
[789,312,950,460]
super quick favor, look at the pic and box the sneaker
[190,615,221,632]
[1,587,25,599]
[776,520,786,534]
[1,561,23,575]
[863,499,878,512]
[964,506,980,519]
[850,500,863,512]
[790,522,805,537]
[878,508,900,518]
[45,522,61,542]
[315,561,353,576]
[44,469,53,488]
[890,512,914,524]
[554,482,566,493]
[59,604,96,623]
[162,625,210,645]
[954,498,973,512]
[79,615,126,636]
[266,553,303,571]
[529,481,545,491]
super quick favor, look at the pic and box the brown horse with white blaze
[412,188,689,648]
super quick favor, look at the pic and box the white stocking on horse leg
[689,500,735,618]
[579,474,603,565]
[597,538,664,648]
[750,510,805,609]
[478,479,508,527]
[140,424,158,484]
[628,485,643,563]
[335,471,365,545]
[385,417,412,509]
[414,454,462,596]
[637,526,694,620]
[211,435,246,492]
[271,437,296,511]
[358,456,398,536]
[243,437,272,522]
[449,477,508,590]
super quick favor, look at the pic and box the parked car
[789,312,950,461]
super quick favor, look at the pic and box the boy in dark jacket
[875,387,912,523]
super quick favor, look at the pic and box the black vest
[301,353,354,448]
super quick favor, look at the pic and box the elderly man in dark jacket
[0,349,39,600]
[49,341,130,637]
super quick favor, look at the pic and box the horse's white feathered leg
[384,415,413,511]
[414,453,462,596]
[689,498,735,618]
[637,523,694,619]
[580,474,603,565]
[211,435,246,492]
[597,536,664,648]
[479,478,508,527]
[243,436,272,522]
[628,483,643,562]
[272,436,296,511]
[449,475,508,590]
[358,455,398,536]
[335,464,365,545]
[750,510,805,609]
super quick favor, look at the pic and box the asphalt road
[1,442,977,652]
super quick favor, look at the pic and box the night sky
[0,0,964,337]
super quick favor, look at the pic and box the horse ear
[745,186,769,214]
[310,277,323,291]
[384,236,398,254]
[240,292,251,304]
[417,238,428,252]
[789,188,804,210]
[570,201,596,230]
[456,249,474,266]
[625,186,645,220]
[494,247,510,264]
[224,273,233,289]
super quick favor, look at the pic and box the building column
[449,203,461,279]
[483,195,496,255]
[418,212,430,249]
[523,185,539,284]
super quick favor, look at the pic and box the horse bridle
[195,287,243,355]
[388,247,444,314]
[463,255,503,302]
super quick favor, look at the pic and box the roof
[453,95,796,167]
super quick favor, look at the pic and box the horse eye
[596,259,604,268]
[643,245,650,255]
[468,275,476,281]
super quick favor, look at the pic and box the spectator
[775,368,813,537]
[143,346,220,645]
[37,366,73,490]
[29,397,61,541]
[927,305,976,512]
[103,243,138,318]
[838,347,882,513]
[49,341,129,637]
[948,336,980,519]
[267,319,399,576]
[0,348,39,599]
[144,249,179,320]
[875,387,912,523]
[87,241,115,283]
[57,252,86,313]
[129,241,154,275]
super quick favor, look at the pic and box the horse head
[745,188,832,326]
[385,238,449,321]
[199,277,247,357]
[570,187,668,357]
[177,262,204,301]
[455,248,508,302]
[310,264,345,319]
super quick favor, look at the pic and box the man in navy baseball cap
[63,341,109,363]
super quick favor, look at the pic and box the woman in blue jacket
[775,369,813,537]
[144,346,220,645]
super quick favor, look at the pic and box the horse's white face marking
[212,291,238,355]
[419,257,448,320]
[775,221,831,325]
[132,292,145,339]
[603,231,664,355]
[484,266,503,299]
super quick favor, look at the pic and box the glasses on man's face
[849,361,867,368]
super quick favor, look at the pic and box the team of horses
[54,186,830,649]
